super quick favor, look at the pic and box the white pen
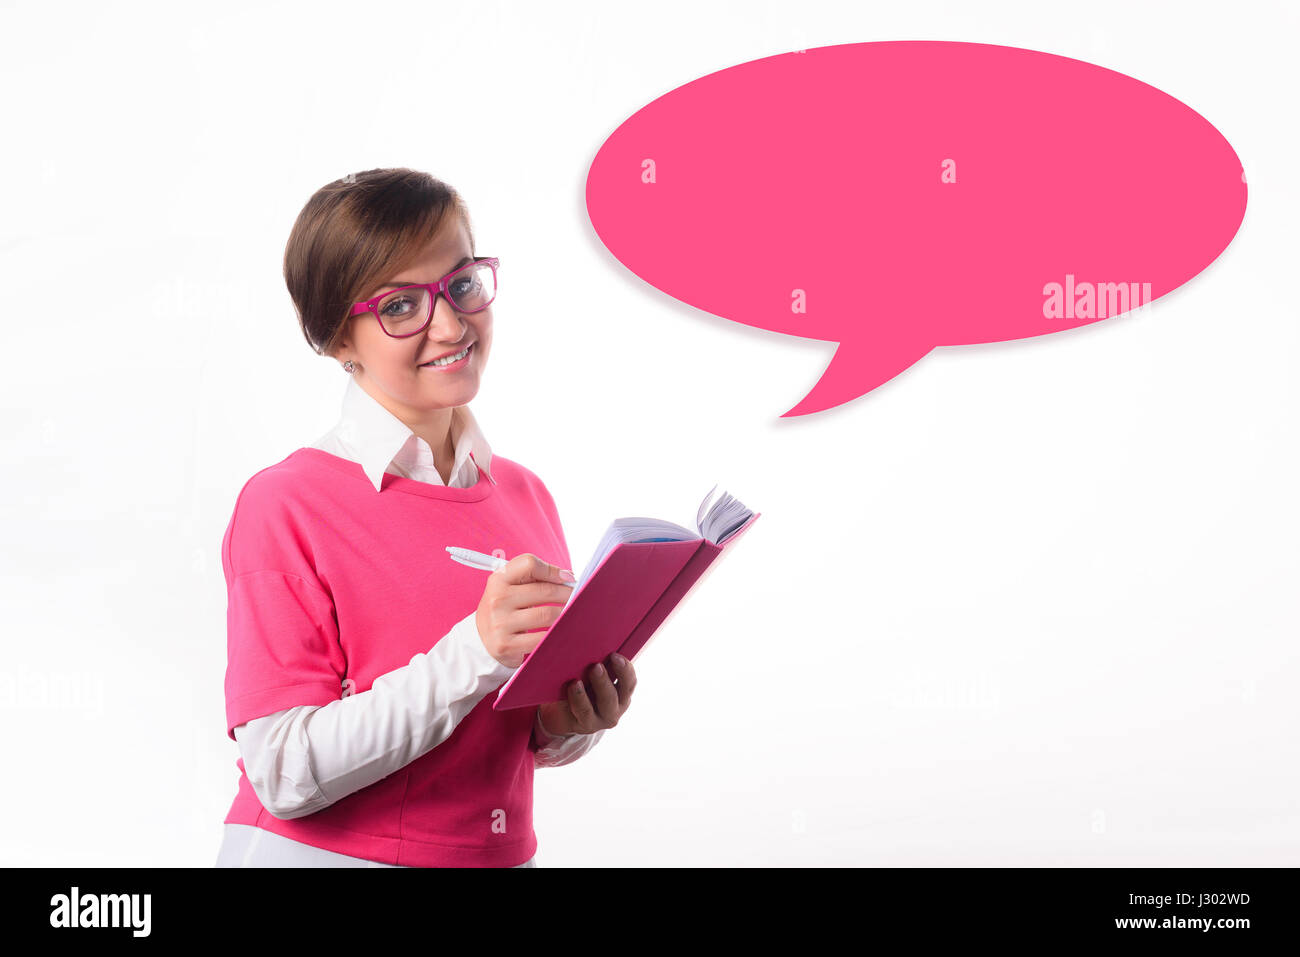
[445,546,577,587]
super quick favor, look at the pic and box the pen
[445,546,577,587]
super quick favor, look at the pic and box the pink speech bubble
[585,41,1247,417]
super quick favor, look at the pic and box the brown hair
[283,168,476,359]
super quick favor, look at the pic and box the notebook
[492,485,760,711]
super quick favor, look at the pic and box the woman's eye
[382,298,414,318]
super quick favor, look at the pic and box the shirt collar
[337,375,497,492]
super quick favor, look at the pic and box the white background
[1,0,1295,867]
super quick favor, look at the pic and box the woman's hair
[283,168,476,358]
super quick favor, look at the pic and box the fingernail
[560,569,576,582]
[593,663,604,676]
[613,654,626,667]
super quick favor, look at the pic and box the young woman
[215,168,635,868]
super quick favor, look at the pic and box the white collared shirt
[216,376,602,868]
[326,373,500,493]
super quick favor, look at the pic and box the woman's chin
[423,372,479,404]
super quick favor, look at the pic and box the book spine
[620,511,761,661]
[618,541,721,662]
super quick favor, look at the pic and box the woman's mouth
[418,343,474,371]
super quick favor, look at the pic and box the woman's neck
[422,410,459,485]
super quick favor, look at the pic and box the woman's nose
[426,296,466,340]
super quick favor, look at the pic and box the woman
[215,168,635,868]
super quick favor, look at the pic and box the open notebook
[493,485,760,711]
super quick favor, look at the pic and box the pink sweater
[221,447,572,867]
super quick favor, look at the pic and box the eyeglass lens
[376,262,496,335]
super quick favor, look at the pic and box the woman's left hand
[538,653,636,737]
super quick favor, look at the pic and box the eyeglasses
[349,257,499,338]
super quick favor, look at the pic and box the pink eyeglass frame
[348,256,500,338]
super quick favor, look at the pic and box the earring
[343,361,355,373]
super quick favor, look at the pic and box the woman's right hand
[475,553,577,669]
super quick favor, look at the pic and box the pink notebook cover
[493,511,761,711]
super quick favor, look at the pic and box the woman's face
[336,218,492,419]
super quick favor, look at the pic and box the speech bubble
[585,40,1247,417]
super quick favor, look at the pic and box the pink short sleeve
[224,569,348,741]
[221,467,349,741]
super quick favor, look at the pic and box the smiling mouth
[419,343,474,367]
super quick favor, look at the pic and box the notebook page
[573,516,696,590]
[696,486,754,544]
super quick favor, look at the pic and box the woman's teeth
[422,345,470,367]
